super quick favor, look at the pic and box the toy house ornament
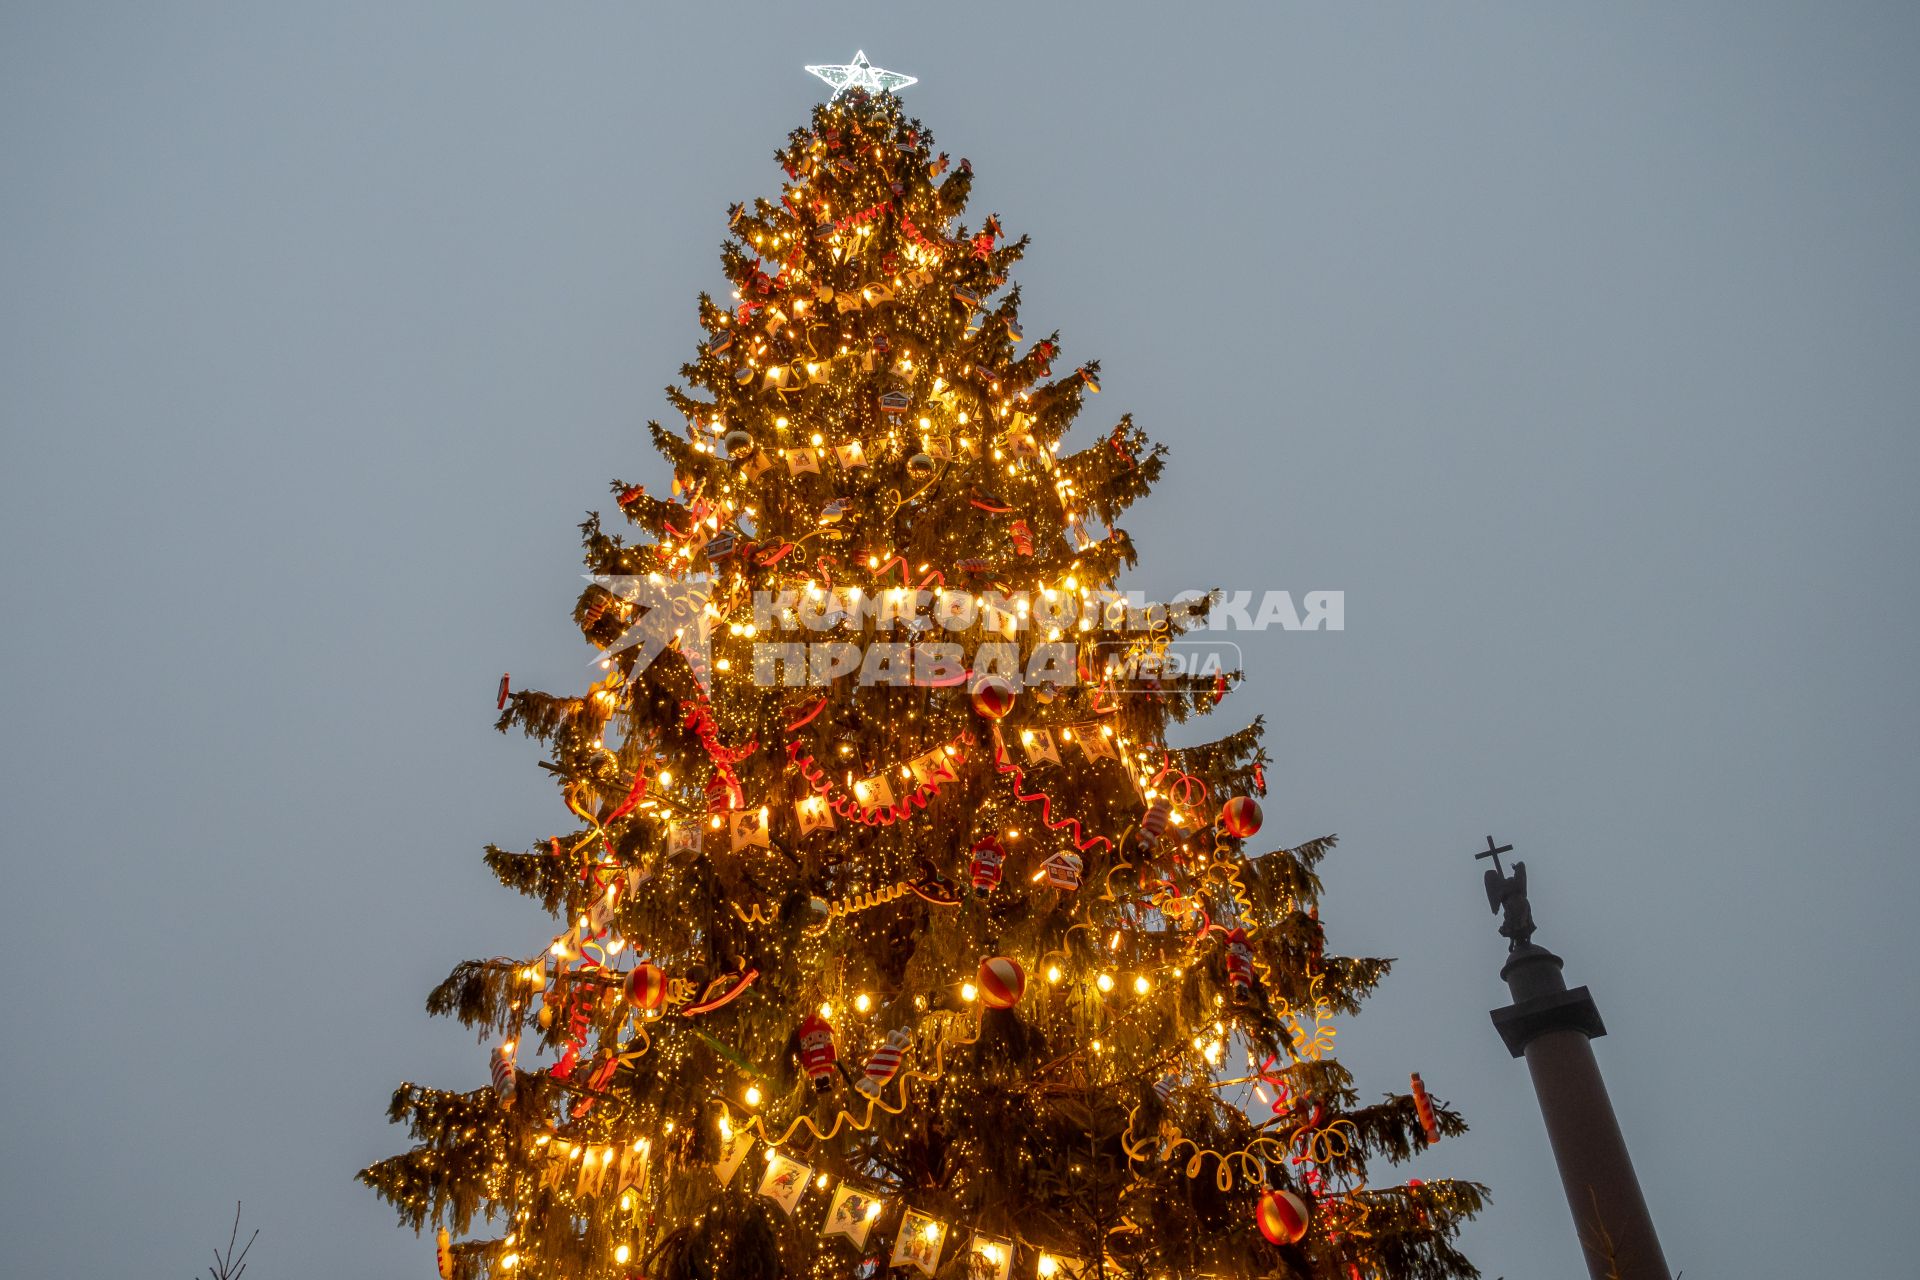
[1039,851,1083,891]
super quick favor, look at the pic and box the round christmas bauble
[1221,796,1263,839]
[907,451,937,478]
[971,677,1017,720]
[723,430,754,459]
[977,955,1025,1009]
[1256,1188,1311,1245]
[625,962,669,1012]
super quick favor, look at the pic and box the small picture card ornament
[890,1210,948,1277]
[757,1152,813,1216]
[967,1234,1015,1280]
[728,808,771,852]
[1077,731,1117,762]
[907,748,959,789]
[852,774,896,811]
[1035,1254,1086,1280]
[822,1182,885,1247]
[923,432,952,462]
[794,795,837,836]
[615,1140,649,1197]
[713,1128,756,1186]
[1039,851,1084,891]
[856,1027,913,1098]
[577,1144,614,1197]
[1021,729,1060,766]
[742,449,777,481]
[667,821,704,858]
[834,441,868,469]
[539,1144,570,1188]
[820,496,851,524]
[785,447,822,476]
[878,383,912,415]
[761,365,792,392]
[705,530,740,561]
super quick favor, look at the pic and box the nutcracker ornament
[968,837,1007,898]
[855,1028,913,1098]
[1223,927,1257,1004]
[796,1012,838,1092]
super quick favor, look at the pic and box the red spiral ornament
[990,733,1112,854]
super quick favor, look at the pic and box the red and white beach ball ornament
[1220,795,1263,839]
[1256,1188,1311,1245]
[976,955,1026,1009]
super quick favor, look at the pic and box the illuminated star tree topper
[804,50,917,99]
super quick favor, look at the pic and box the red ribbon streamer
[990,732,1112,855]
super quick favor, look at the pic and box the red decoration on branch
[787,736,972,827]
[683,700,758,815]
[497,674,511,710]
[1411,1073,1441,1145]
[989,730,1112,854]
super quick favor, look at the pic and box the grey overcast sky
[3,4,1916,1277]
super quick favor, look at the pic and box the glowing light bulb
[819,1002,833,1020]
[1046,966,1063,984]
[1133,975,1151,995]
[854,993,872,1013]
[744,1085,762,1107]
[961,982,978,1002]
[1039,1259,1060,1278]
[614,1242,633,1263]
[1097,973,1115,993]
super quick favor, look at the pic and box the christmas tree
[362,60,1486,1280]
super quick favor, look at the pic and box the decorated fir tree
[361,60,1485,1280]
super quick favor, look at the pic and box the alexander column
[1476,837,1671,1280]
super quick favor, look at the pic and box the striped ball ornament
[1256,1188,1311,1245]
[976,955,1026,1009]
[626,962,670,1012]
[1220,795,1263,838]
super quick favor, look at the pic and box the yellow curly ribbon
[737,1011,984,1149]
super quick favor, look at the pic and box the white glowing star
[805,50,917,99]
